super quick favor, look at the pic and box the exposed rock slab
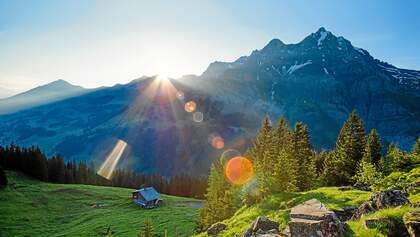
[242,216,280,237]
[207,222,227,236]
[288,199,345,237]
[370,190,410,209]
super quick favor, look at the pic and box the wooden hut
[132,187,162,208]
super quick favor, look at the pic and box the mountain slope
[0,28,418,175]
[0,79,89,114]
[0,86,16,99]
[0,172,200,237]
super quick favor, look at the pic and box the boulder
[288,199,345,237]
[370,190,410,209]
[207,223,227,236]
[334,206,357,221]
[404,210,420,237]
[242,216,279,237]
[351,201,375,220]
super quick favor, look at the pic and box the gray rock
[370,190,410,209]
[207,222,227,236]
[288,199,345,237]
[242,216,280,237]
[351,201,375,220]
[334,206,357,222]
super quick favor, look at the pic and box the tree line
[199,111,420,229]
[0,144,207,199]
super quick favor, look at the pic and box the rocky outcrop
[352,190,410,220]
[351,201,376,220]
[370,190,410,209]
[404,210,420,237]
[334,206,357,222]
[207,223,227,236]
[287,199,345,237]
[242,216,280,237]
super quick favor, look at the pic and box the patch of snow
[354,47,366,55]
[318,31,328,46]
[288,60,312,74]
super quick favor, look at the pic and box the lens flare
[184,101,196,113]
[212,136,224,149]
[97,140,127,180]
[193,111,203,122]
[225,156,254,185]
[220,149,241,164]
[176,91,185,100]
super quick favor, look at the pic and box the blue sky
[0,0,419,91]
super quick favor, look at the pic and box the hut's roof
[133,187,161,201]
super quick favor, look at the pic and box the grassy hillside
[196,185,419,237]
[0,172,202,237]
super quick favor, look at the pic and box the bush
[353,161,382,187]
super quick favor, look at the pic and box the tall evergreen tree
[363,129,382,166]
[293,122,316,191]
[200,161,235,228]
[411,138,420,163]
[249,116,274,196]
[272,117,297,192]
[329,111,366,185]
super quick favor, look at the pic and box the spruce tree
[272,117,297,192]
[293,122,316,191]
[200,162,235,228]
[138,219,154,237]
[330,111,366,185]
[363,129,382,166]
[250,116,274,196]
[411,138,420,163]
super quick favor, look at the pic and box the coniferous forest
[0,145,207,199]
[199,111,420,229]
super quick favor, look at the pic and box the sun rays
[97,139,128,179]
[95,75,253,185]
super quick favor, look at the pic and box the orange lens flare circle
[225,156,254,185]
[184,101,196,113]
[212,136,224,149]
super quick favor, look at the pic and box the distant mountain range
[0,79,89,114]
[0,27,418,176]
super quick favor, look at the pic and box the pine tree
[363,129,382,166]
[411,138,420,163]
[249,116,273,196]
[293,122,316,191]
[382,143,412,174]
[138,219,154,237]
[199,162,235,228]
[0,165,7,187]
[272,117,297,192]
[329,111,366,185]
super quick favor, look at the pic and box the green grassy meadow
[195,186,419,237]
[0,172,202,237]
